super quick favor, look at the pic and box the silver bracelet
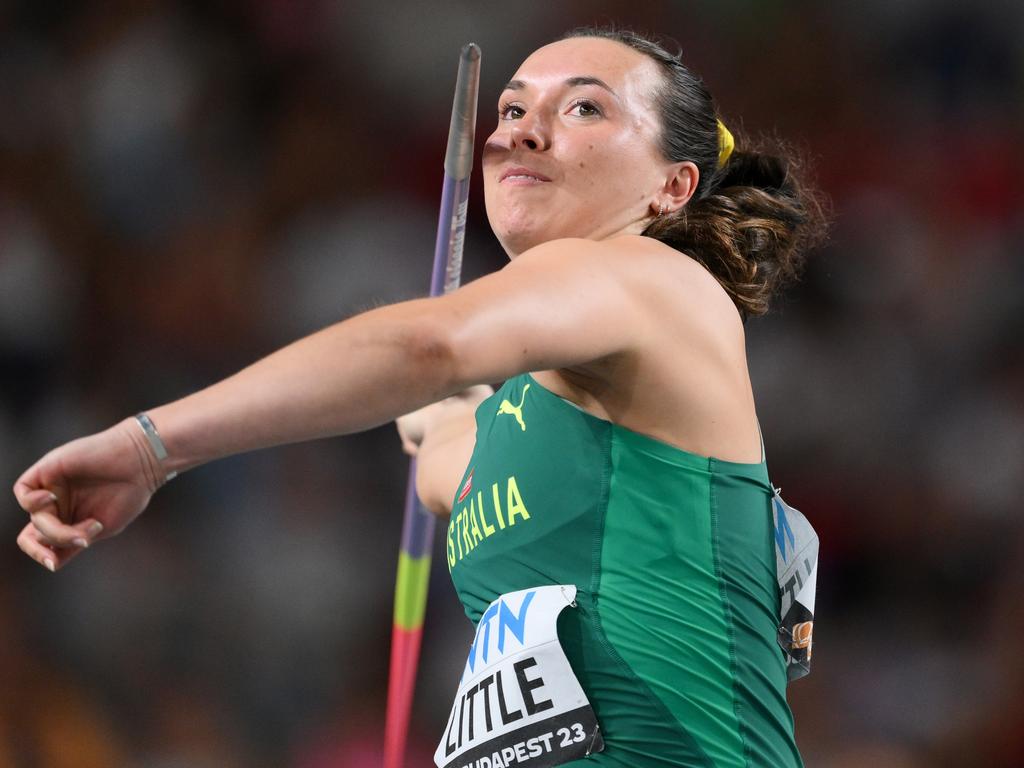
[135,413,177,481]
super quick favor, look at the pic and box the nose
[509,111,550,152]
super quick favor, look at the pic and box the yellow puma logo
[497,383,530,431]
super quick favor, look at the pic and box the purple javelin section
[430,174,471,297]
[400,458,436,559]
[430,174,457,296]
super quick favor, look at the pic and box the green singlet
[445,374,804,768]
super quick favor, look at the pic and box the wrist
[134,413,178,483]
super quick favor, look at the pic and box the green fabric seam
[583,427,713,766]
[710,478,754,768]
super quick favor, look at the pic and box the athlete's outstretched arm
[13,237,649,570]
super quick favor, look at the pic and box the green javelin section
[394,552,432,631]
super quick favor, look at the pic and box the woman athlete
[13,28,826,768]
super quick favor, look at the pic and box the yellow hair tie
[717,119,734,167]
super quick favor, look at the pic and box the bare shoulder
[433,235,744,389]
[515,236,743,339]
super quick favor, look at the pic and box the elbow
[391,295,503,393]
[399,313,463,396]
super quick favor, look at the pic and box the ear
[654,161,699,214]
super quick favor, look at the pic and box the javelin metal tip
[444,43,482,181]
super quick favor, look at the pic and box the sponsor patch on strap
[772,488,818,681]
[435,585,604,768]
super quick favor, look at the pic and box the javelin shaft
[385,43,480,768]
[430,173,471,296]
[429,37,478,297]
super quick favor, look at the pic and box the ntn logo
[466,591,536,674]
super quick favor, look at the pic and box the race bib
[772,488,818,681]
[435,585,604,768]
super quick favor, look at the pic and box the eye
[499,102,526,120]
[567,99,602,118]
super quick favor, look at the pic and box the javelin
[384,42,480,768]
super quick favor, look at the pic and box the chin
[489,211,549,257]
[496,226,553,258]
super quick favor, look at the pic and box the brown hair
[563,27,830,318]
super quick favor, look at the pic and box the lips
[499,166,552,184]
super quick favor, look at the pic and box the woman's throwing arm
[13,237,648,569]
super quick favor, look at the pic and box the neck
[501,214,654,259]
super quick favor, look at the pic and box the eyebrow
[502,76,619,98]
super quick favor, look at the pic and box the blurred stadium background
[1,1,1022,766]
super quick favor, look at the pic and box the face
[482,37,677,257]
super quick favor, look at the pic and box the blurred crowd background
[1,0,1022,766]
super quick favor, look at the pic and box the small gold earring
[658,203,665,217]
